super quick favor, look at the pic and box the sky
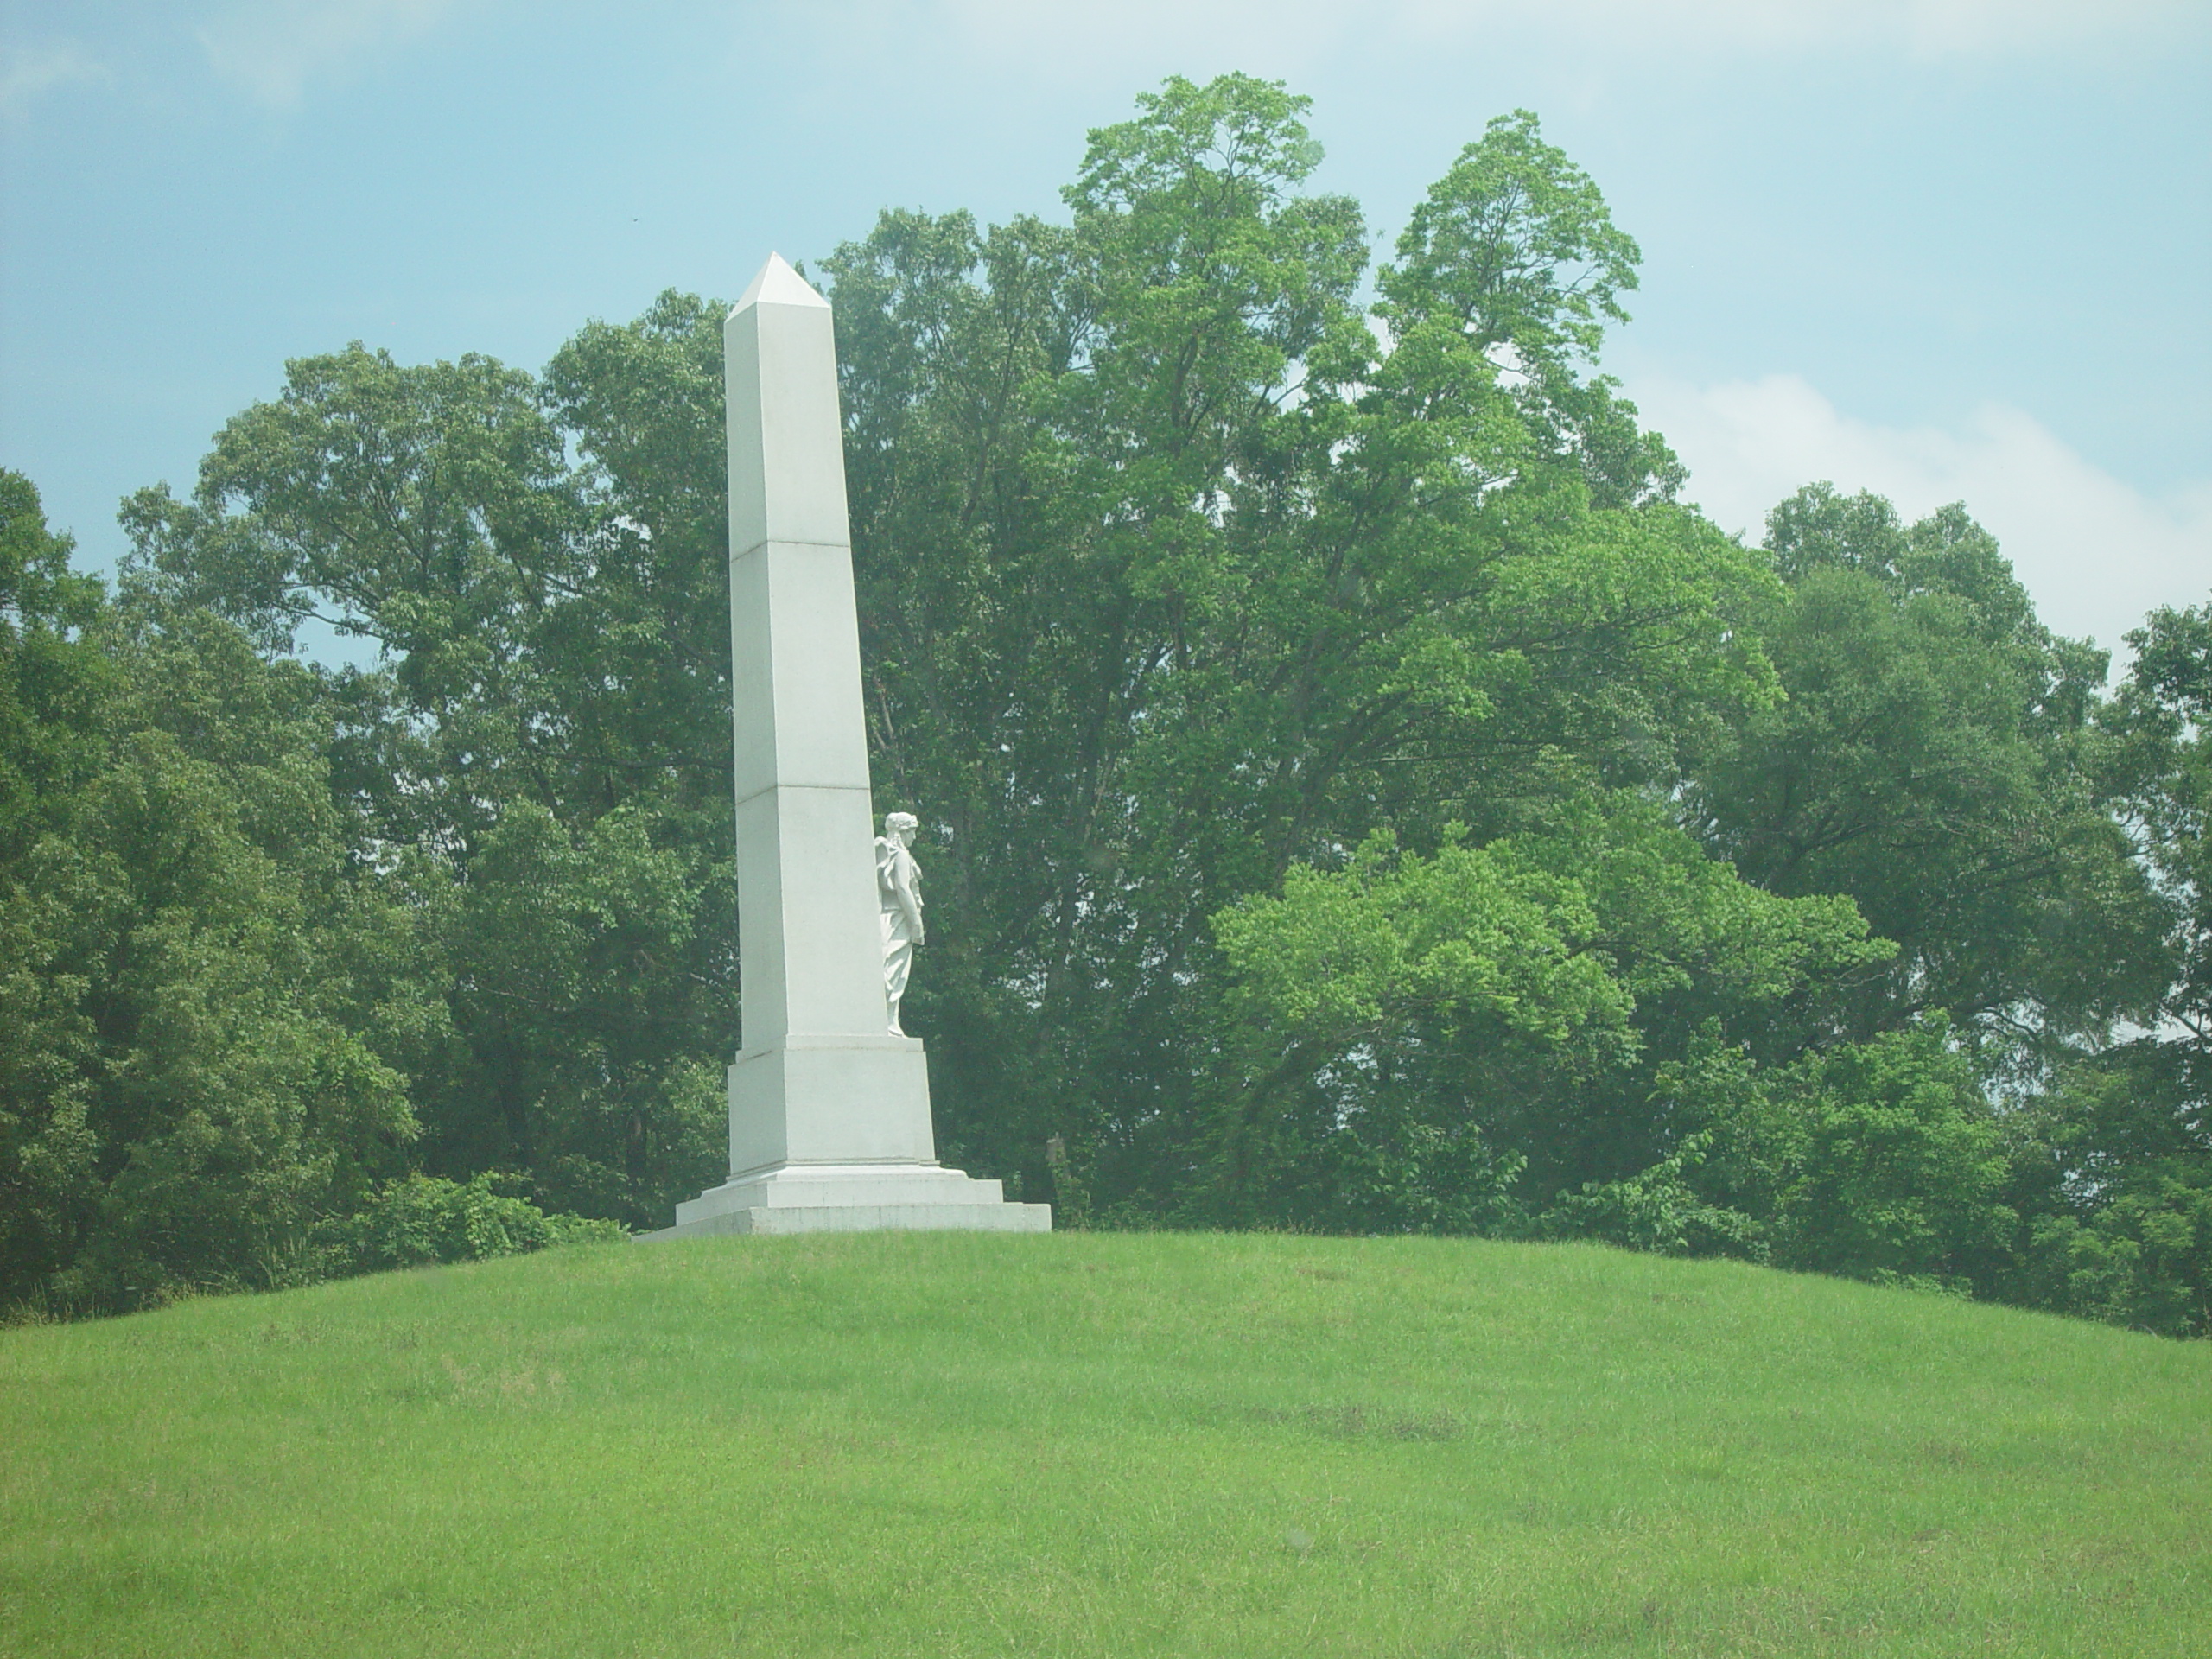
[3,0,2207,659]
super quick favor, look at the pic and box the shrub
[327,1174,626,1272]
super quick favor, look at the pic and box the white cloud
[926,0,2201,64]
[0,41,108,115]
[1488,0,2191,57]
[1628,372,2212,655]
[197,0,461,108]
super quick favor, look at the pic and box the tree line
[3,76,2206,1332]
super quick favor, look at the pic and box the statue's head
[885,811,919,841]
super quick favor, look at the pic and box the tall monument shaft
[726,261,880,1046]
[721,256,936,1173]
[645,255,1047,1237]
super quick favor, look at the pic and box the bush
[1537,1135,1762,1257]
[327,1174,626,1272]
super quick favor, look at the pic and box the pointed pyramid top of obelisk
[733,252,829,316]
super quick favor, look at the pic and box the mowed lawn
[2,1230,2206,1656]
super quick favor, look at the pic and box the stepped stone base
[637,1162,1051,1240]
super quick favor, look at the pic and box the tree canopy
[3,75,2204,1334]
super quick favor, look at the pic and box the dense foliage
[3,76,2204,1332]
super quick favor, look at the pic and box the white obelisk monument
[646,255,1049,1237]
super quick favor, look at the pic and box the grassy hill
[3,1231,2207,1657]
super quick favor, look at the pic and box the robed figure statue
[875,811,925,1035]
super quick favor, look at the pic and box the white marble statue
[876,811,925,1035]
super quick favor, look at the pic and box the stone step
[639,1199,1052,1239]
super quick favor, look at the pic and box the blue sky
[3,0,2206,656]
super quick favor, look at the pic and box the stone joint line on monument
[732,781,872,810]
[728,537,851,560]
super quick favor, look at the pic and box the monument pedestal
[728,1034,938,1170]
[644,1033,1051,1237]
[643,1162,1050,1238]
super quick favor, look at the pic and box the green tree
[1377,108,1679,512]
[828,78,1770,1210]
[83,77,2194,1332]
[1208,795,1886,1231]
[2,486,431,1306]
[123,335,732,1228]
[0,472,112,1297]
[1668,1021,2016,1286]
[112,78,1754,1233]
[0,470,110,861]
[1998,599,2212,1335]
[1686,486,2163,1071]
[2106,600,2212,1090]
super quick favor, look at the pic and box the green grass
[3,1232,2207,1656]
